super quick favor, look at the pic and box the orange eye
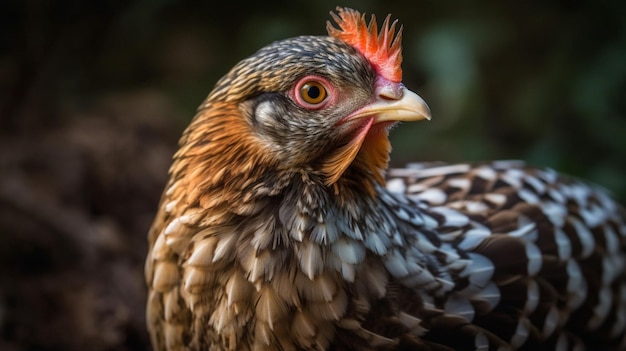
[299,81,327,105]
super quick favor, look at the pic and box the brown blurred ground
[1,1,625,350]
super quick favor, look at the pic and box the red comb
[327,7,403,82]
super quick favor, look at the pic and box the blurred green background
[0,0,624,350]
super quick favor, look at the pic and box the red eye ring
[292,76,333,110]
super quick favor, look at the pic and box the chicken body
[145,8,626,351]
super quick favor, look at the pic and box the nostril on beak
[377,82,404,101]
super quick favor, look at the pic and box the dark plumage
[145,7,626,350]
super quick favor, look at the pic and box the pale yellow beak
[346,86,431,124]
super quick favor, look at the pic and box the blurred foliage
[0,0,625,350]
[394,0,626,202]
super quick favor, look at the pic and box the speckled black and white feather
[147,158,626,350]
[384,160,626,350]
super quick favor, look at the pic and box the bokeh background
[1,0,625,350]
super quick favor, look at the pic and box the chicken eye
[299,81,327,105]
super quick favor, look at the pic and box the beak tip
[409,88,432,121]
[424,107,432,121]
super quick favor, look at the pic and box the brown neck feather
[330,127,391,198]
[168,102,282,214]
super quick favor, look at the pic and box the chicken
[145,7,626,351]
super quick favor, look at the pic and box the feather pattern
[147,157,626,350]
